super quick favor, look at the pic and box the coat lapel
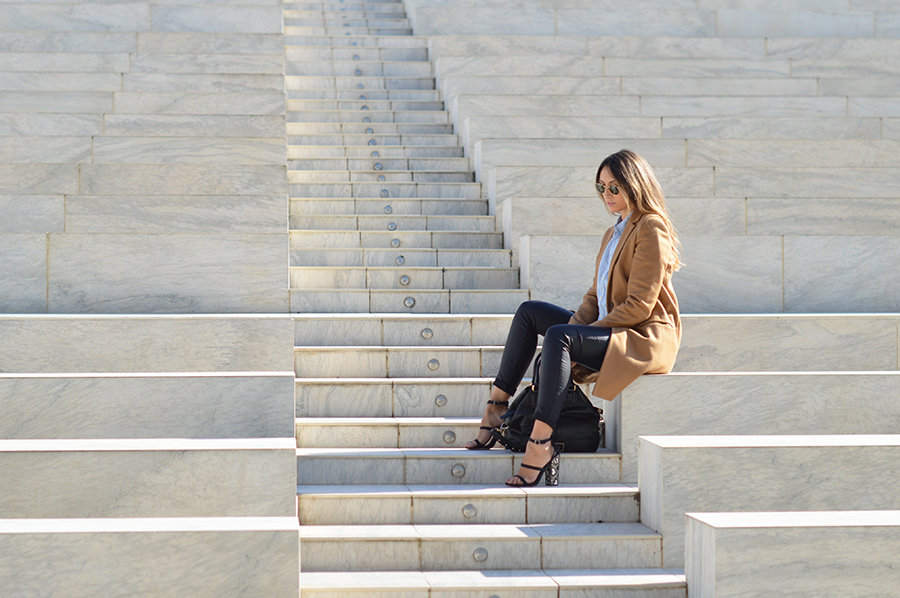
[608,212,641,277]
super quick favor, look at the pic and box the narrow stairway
[285,1,686,595]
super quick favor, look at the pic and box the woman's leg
[466,300,573,449]
[506,323,611,485]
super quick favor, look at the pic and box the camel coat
[569,211,681,400]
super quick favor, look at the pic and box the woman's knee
[544,324,575,346]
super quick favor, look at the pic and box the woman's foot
[465,399,508,449]
[505,437,557,486]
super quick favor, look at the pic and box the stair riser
[288,135,459,147]
[290,231,502,249]
[294,317,512,347]
[295,347,502,378]
[288,172,474,183]
[296,421,481,448]
[289,199,484,216]
[285,76,432,91]
[290,249,510,268]
[290,268,517,290]
[290,290,528,314]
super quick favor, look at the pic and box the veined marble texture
[0,519,299,598]
[851,97,900,117]
[885,119,900,138]
[123,72,283,93]
[113,91,284,115]
[717,167,900,198]
[686,511,900,598]
[623,76,816,96]
[501,198,607,268]
[295,378,395,417]
[152,6,282,33]
[0,31,136,53]
[0,91,111,114]
[0,314,293,373]
[880,12,900,37]
[663,116,882,139]
[103,114,284,138]
[442,76,621,105]
[81,163,286,194]
[0,71,121,92]
[521,235,604,309]
[129,53,283,75]
[618,372,900,481]
[428,35,589,59]
[639,435,900,566]
[0,51,129,73]
[688,139,900,167]
[455,95,641,128]
[793,59,900,78]
[0,164,77,194]
[0,4,151,32]
[766,37,900,60]
[0,114,102,136]
[748,198,900,235]
[91,137,286,164]
[556,9,715,37]
[718,9,876,37]
[48,233,289,313]
[0,438,296,517]
[411,7,556,35]
[642,96,847,118]
[588,35,764,58]
[136,32,283,55]
[820,78,900,96]
[605,57,790,78]
[0,195,64,233]
[0,373,294,439]
[436,56,605,82]
[0,234,47,313]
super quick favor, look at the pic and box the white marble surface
[48,233,288,313]
[717,167,900,198]
[0,518,298,598]
[0,31,136,53]
[663,117,881,139]
[0,195,63,233]
[0,163,77,194]
[103,115,285,138]
[136,32,283,55]
[123,72,283,93]
[559,9,716,36]
[688,139,900,167]
[0,314,293,373]
[295,379,394,417]
[0,136,92,163]
[0,4,151,32]
[639,435,900,567]
[0,373,294,439]
[686,511,900,598]
[618,372,900,482]
[717,9,875,37]
[297,448,406,485]
[152,6,282,33]
[92,137,285,164]
[0,91,110,114]
[0,234,47,313]
[0,438,296,517]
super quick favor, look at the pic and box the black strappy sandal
[505,437,560,487]
[465,399,508,450]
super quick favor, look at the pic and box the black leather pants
[493,300,611,429]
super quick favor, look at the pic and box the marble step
[289,197,484,216]
[296,448,621,486]
[287,123,452,136]
[297,522,659,571]
[286,89,440,101]
[299,568,685,597]
[289,157,468,171]
[288,134,459,147]
[295,416,480,448]
[284,19,410,30]
[288,170,474,183]
[294,345,503,378]
[289,214,491,230]
[297,483,639,525]
[290,248,511,268]
[290,266,518,290]
[284,75,434,91]
[285,47,428,62]
[284,27,413,37]
[288,146,461,159]
[284,35,428,48]
[290,230,501,249]
[289,289,528,314]
[287,99,443,111]
[288,181,481,199]
[287,110,448,124]
[285,60,430,78]
[286,3,406,12]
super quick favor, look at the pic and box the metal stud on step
[444,431,457,444]
[352,42,357,46]
[361,105,369,110]
[462,504,476,518]
[404,297,416,308]
[391,238,401,247]
[395,255,405,265]
[451,464,465,478]
[366,128,374,134]
[377,175,386,182]
[435,394,448,407]
[355,69,362,76]
[383,205,392,214]
[357,84,364,89]
[368,140,376,146]
[421,328,433,339]
[371,151,379,158]
[374,163,382,170]
[428,359,440,371]
[363,117,371,123]
[353,55,360,60]
[380,189,389,197]
[399,275,410,286]
[387,222,397,231]
[473,548,487,562]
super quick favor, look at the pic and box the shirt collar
[614,213,631,232]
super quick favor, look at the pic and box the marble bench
[0,438,296,518]
[686,511,900,598]
[0,517,299,598]
[638,435,900,567]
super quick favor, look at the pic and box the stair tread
[297,483,638,496]
[298,522,658,540]
[296,447,619,458]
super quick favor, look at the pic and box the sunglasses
[594,183,620,195]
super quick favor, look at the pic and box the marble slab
[717,9,876,37]
[151,6,282,33]
[129,53,283,75]
[137,32,283,54]
[0,72,122,92]
[0,438,296,517]
[686,511,900,598]
[295,378,395,418]
[104,115,284,138]
[0,234,47,313]
[0,136,91,163]
[0,31,137,53]
[0,195,64,233]
[642,96,846,118]
[0,314,293,373]
[0,4,151,32]
[766,37,900,60]
[0,52,130,73]
[454,95,641,128]
[638,435,900,567]
[623,76,816,96]
[615,372,900,482]
[428,35,589,59]
[663,117,882,139]
[688,139,900,167]
[441,76,621,104]
[0,163,77,194]
[0,518,298,598]
[0,91,111,114]
[589,35,764,58]
[48,233,288,313]
[113,92,284,115]
[0,373,294,439]
[747,198,900,235]
[557,9,716,36]
[92,137,285,165]
[123,73,283,93]
[410,7,556,35]
[718,167,900,198]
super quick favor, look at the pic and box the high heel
[465,399,508,450]
[505,438,560,487]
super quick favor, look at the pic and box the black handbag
[491,353,604,453]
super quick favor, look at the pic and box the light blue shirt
[596,214,630,322]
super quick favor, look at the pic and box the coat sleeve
[595,215,674,329]
[568,230,611,326]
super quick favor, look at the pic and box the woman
[465,149,682,487]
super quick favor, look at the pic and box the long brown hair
[597,149,682,270]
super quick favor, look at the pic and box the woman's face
[598,166,631,217]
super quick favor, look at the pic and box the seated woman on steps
[465,149,682,487]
